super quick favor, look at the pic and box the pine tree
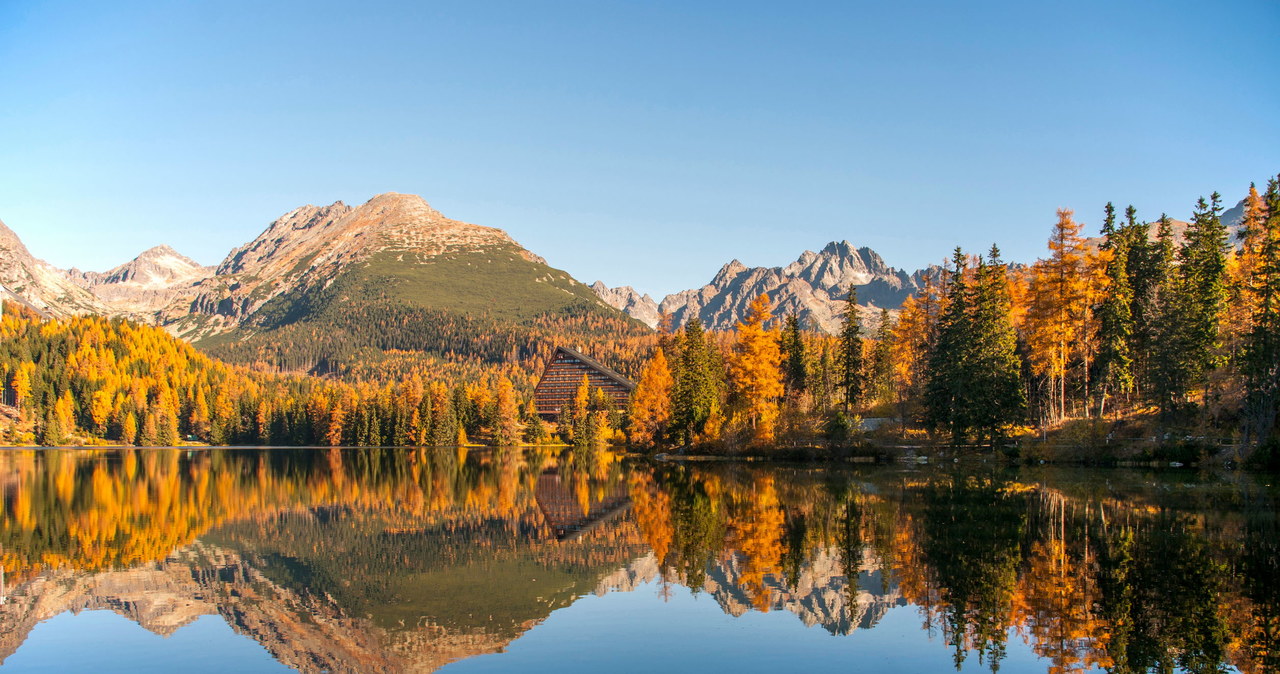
[1094,202,1136,417]
[837,285,865,411]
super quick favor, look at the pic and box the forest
[1,175,1278,459]
[629,176,1280,460]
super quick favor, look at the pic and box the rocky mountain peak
[627,241,922,334]
[94,245,212,287]
[591,282,661,329]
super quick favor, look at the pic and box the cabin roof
[549,345,636,391]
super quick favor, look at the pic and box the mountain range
[0,192,1253,351]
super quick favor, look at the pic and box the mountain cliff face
[589,282,661,329]
[596,241,933,333]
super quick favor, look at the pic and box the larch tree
[492,377,521,446]
[1226,184,1269,364]
[727,293,784,443]
[629,347,675,446]
[1024,209,1093,425]
[890,276,940,425]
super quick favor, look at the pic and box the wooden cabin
[533,346,635,420]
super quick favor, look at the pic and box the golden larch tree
[728,294,784,443]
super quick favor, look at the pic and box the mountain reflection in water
[0,447,1276,673]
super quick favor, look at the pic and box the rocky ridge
[69,245,215,319]
[593,548,906,636]
[596,196,1255,334]
[588,282,662,329]
[0,218,109,316]
[595,240,933,334]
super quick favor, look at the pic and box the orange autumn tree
[1022,209,1103,424]
[727,294,784,443]
[629,347,674,446]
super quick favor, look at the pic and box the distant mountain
[595,241,936,333]
[0,189,1262,346]
[589,282,661,329]
[161,192,623,342]
[0,218,108,316]
[70,245,214,320]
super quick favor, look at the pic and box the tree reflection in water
[0,448,1276,673]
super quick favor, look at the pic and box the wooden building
[534,346,635,420]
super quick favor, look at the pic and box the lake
[0,447,1275,673]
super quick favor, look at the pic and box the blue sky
[1,0,1276,298]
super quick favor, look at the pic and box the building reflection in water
[0,447,1276,673]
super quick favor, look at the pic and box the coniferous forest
[2,176,1279,462]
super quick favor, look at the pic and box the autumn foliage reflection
[2,449,1278,673]
[628,464,1280,674]
[0,446,630,584]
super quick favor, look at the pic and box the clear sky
[1,0,1276,298]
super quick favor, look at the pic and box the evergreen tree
[966,246,1026,443]
[1243,176,1280,443]
[1137,214,1178,406]
[870,308,895,406]
[1094,202,1136,416]
[925,248,973,442]
[837,285,865,411]
[671,319,722,445]
[779,314,807,395]
[1154,194,1229,420]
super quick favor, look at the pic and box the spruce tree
[1138,214,1177,409]
[870,309,895,406]
[671,319,721,444]
[925,248,972,442]
[1243,176,1280,443]
[837,285,865,411]
[966,246,1026,443]
[1094,202,1136,416]
[779,314,807,395]
[1157,194,1230,420]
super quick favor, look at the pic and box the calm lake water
[0,447,1275,673]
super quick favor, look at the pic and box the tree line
[627,176,1280,453]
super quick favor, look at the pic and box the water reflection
[0,448,1276,673]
